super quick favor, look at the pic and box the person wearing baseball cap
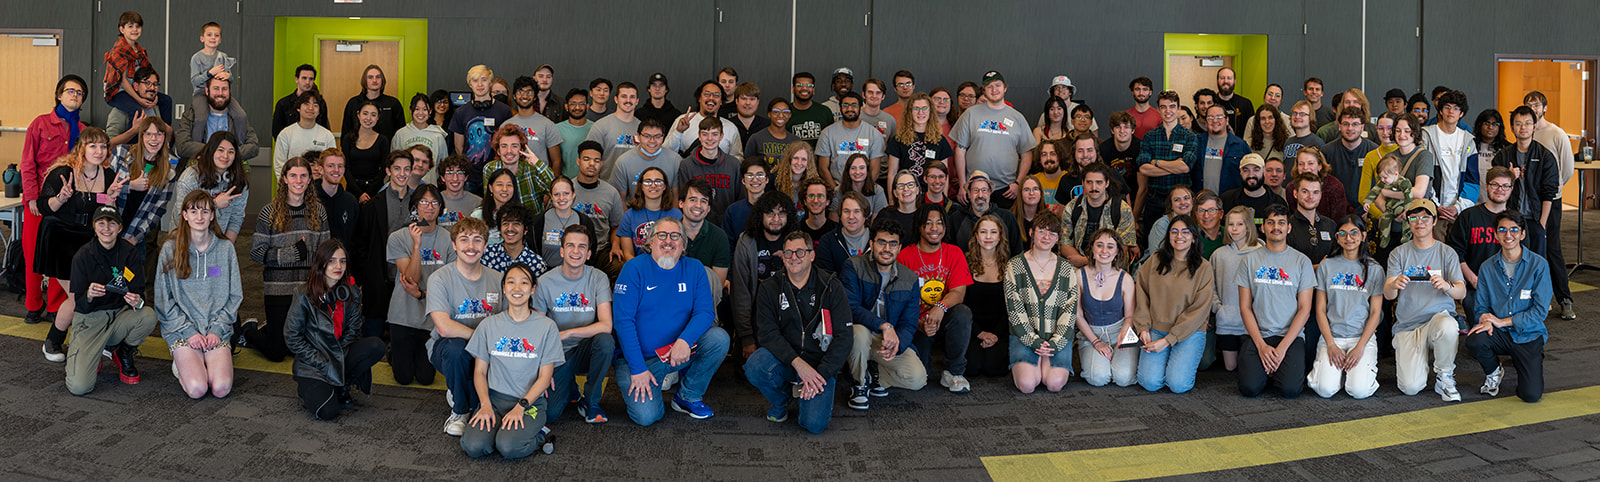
[1383,196,1467,402]
[1383,88,1408,117]
[823,67,856,121]
[63,204,158,395]
[951,70,1039,211]
[637,72,684,130]
[1221,153,1286,228]
[1038,75,1099,135]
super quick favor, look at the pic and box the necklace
[81,167,100,182]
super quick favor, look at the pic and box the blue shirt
[1472,250,1550,344]
[205,111,230,140]
[612,255,717,374]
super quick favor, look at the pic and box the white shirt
[1423,125,1476,211]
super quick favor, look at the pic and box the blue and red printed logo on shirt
[837,139,866,153]
[978,119,1010,132]
[1254,266,1295,286]
[615,134,636,148]
[1403,266,1432,278]
[457,298,493,317]
[554,292,592,308]
[1330,272,1365,290]
[492,337,540,359]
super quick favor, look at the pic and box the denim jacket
[1472,250,1550,344]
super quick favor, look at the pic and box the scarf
[56,104,81,148]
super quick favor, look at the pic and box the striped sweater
[250,202,330,296]
[1003,254,1079,350]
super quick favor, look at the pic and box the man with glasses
[897,205,975,393]
[19,75,89,325]
[1038,75,1098,137]
[883,70,916,120]
[817,92,886,189]
[609,119,680,196]
[1383,198,1466,402]
[1135,90,1201,238]
[586,82,641,184]
[1322,108,1378,207]
[1448,167,1518,316]
[1285,101,1326,160]
[722,159,771,248]
[797,178,839,244]
[508,76,566,176]
[668,81,742,159]
[744,231,853,433]
[1465,211,1549,403]
[788,72,833,146]
[613,216,730,424]
[947,171,1023,257]
[107,67,173,144]
[1195,104,1248,193]
[436,155,481,231]
[842,218,928,410]
[1496,106,1570,320]
[1422,91,1478,226]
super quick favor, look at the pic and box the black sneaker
[23,309,46,324]
[42,339,65,363]
[848,385,870,410]
[540,427,555,454]
[339,387,355,407]
[866,366,888,397]
[112,344,140,384]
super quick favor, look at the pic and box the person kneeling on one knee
[65,205,159,396]
[1464,211,1548,403]
[745,232,853,433]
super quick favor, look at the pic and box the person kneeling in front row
[1465,211,1548,403]
[285,240,386,420]
[65,205,158,396]
[461,262,562,459]
[746,232,853,433]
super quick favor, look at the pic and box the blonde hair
[1376,154,1401,178]
[467,65,493,83]
[125,116,173,190]
[773,141,818,200]
[1222,206,1261,247]
[50,127,111,172]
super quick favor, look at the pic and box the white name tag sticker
[1172,144,1184,153]
[486,292,500,303]
[1360,130,1369,138]
[1002,118,1015,128]
[484,118,496,127]
[857,138,870,147]
[1520,289,1532,300]
[545,231,561,243]
[1427,269,1442,278]
[1320,232,1331,241]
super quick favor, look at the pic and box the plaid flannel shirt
[111,145,175,242]
[484,157,556,213]
[103,36,150,100]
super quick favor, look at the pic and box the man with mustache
[1061,163,1137,267]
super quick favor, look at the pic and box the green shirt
[484,157,557,213]
[683,221,732,269]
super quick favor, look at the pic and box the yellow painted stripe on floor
[983,385,1600,481]
[1570,281,1594,294]
[0,314,444,391]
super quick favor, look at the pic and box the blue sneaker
[576,402,608,424]
[766,404,789,423]
[670,394,714,419]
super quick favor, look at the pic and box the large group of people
[12,11,1573,458]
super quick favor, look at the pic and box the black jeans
[243,295,292,362]
[390,324,436,385]
[295,337,387,420]
[912,304,973,376]
[1465,330,1545,403]
[1542,206,1570,303]
[1238,336,1306,399]
[963,333,1010,378]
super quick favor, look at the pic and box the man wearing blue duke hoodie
[612,216,730,426]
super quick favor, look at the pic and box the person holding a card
[1384,198,1467,402]
[1132,214,1217,394]
[61,205,157,395]
[1464,211,1549,403]
[1074,228,1139,388]
[1003,211,1079,393]
[612,216,729,425]
[245,157,331,362]
[37,127,123,363]
[156,191,243,399]
[745,231,853,433]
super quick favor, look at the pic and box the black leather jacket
[284,283,366,389]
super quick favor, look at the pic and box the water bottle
[3,164,19,198]
[1583,142,1593,162]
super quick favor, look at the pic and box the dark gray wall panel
[1367,0,1421,99]
[715,0,801,107]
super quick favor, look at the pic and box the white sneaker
[1435,372,1462,402]
[661,372,679,391]
[939,370,971,394]
[443,412,468,436]
[1481,367,1503,397]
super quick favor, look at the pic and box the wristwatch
[518,398,532,409]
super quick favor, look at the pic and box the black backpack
[2,237,25,295]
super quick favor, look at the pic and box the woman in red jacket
[20,75,89,325]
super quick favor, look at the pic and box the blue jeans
[1007,335,1073,368]
[613,327,730,426]
[1137,329,1206,393]
[743,347,836,434]
[429,337,477,415]
[546,333,616,422]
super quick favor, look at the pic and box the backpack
[2,238,25,295]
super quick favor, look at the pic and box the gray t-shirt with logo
[425,265,505,354]
[1386,241,1462,334]
[860,110,897,138]
[585,114,641,183]
[509,113,565,158]
[530,265,614,350]
[466,311,564,397]
[609,147,682,196]
[950,103,1038,186]
[816,121,886,182]
[386,228,456,330]
[1235,246,1317,338]
[1315,256,1386,338]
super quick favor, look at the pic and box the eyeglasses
[638,133,665,140]
[794,83,815,88]
[895,82,914,88]
[932,97,951,103]
[640,179,666,186]
[744,172,767,179]
[1205,115,1227,120]
[805,193,828,199]
[61,88,85,97]
[1441,105,1461,112]
[1496,226,1523,233]
[911,106,931,112]
[1411,108,1430,114]
[443,170,468,177]
[895,182,918,190]
[780,248,813,258]
[770,109,791,114]
[653,232,683,241]
[417,200,440,206]
[137,79,160,88]
[873,239,901,247]
[1335,230,1362,237]
[1197,207,1222,213]
[1407,214,1434,223]
[958,93,978,100]
[840,103,861,108]
[1488,182,1513,190]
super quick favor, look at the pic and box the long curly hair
[269,157,324,232]
[966,214,1012,278]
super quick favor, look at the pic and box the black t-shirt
[1099,137,1141,195]
[1220,94,1255,135]
[1287,211,1337,264]
[1220,188,1287,228]
[636,99,683,133]
[885,135,955,179]
[754,234,785,283]
[342,93,406,139]
[1081,203,1105,251]
[799,219,839,249]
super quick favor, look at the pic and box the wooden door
[0,34,61,165]
[1168,55,1232,110]
[319,40,399,135]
